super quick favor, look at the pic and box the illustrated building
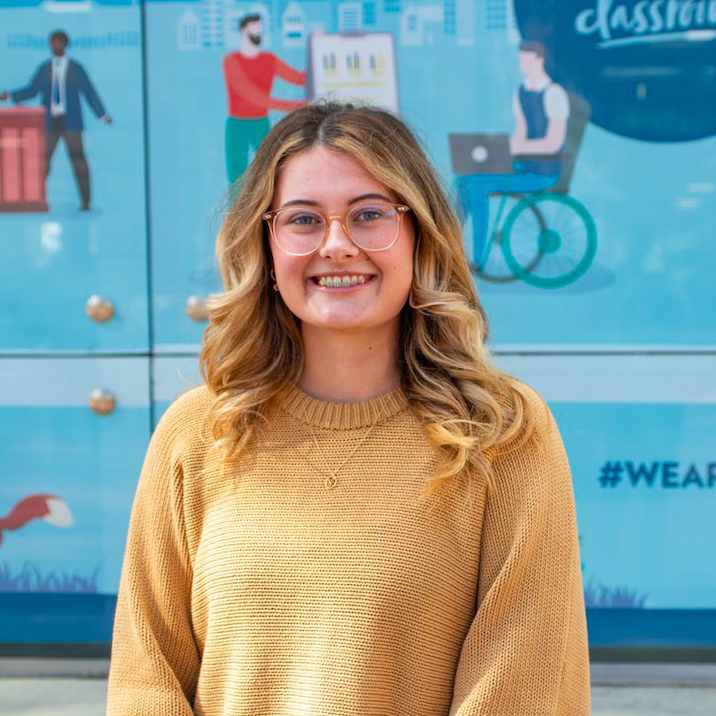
[455,0,475,45]
[338,2,364,31]
[401,4,443,47]
[178,9,201,51]
[282,1,307,47]
[201,0,225,47]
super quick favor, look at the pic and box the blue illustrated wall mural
[0,0,714,652]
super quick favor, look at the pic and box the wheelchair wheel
[476,194,545,282]
[460,193,544,281]
[501,193,597,288]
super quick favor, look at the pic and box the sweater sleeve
[106,397,201,715]
[448,387,591,715]
[273,55,306,86]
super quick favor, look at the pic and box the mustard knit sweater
[106,381,591,716]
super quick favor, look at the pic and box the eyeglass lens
[273,203,400,254]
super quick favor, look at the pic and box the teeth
[316,275,371,287]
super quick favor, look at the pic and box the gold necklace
[307,403,388,490]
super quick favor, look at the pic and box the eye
[287,212,322,226]
[352,205,391,223]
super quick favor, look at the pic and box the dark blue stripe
[1,595,715,648]
[0,594,117,643]
[587,608,716,648]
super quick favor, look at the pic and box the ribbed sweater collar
[276,384,409,430]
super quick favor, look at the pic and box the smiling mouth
[310,274,376,287]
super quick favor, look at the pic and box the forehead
[272,145,390,205]
[244,20,262,31]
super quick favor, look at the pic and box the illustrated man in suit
[0,29,113,212]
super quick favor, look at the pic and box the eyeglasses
[263,202,411,256]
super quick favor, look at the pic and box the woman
[106,102,590,715]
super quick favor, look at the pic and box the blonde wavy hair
[200,101,547,505]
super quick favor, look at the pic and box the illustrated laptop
[448,133,512,175]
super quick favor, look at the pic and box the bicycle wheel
[501,193,597,288]
[478,194,544,282]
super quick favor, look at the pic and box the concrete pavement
[1,662,715,715]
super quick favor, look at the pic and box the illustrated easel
[307,31,399,113]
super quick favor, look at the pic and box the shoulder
[491,376,550,426]
[157,383,213,433]
[483,380,573,524]
[511,378,550,418]
[490,378,563,475]
[150,384,214,461]
[163,382,213,416]
[223,51,241,66]
[546,79,567,95]
[545,83,570,114]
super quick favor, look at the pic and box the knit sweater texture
[106,381,591,715]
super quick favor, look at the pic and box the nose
[317,217,360,260]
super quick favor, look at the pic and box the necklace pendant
[324,474,337,490]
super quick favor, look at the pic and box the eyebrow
[279,192,394,209]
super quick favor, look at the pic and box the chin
[312,318,374,332]
[304,309,378,332]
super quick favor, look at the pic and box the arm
[9,64,44,103]
[517,84,569,155]
[76,64,108,120]
[223,55,305,113]
[106,398,200,715]
[448,387,591,716]
[519,118,567,154]
[273,55,306,87]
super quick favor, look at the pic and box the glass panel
[496,354,716,648]
[145,1,227,352]
[0,2,148,352]
[0,357,150,645]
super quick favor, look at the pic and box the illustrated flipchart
[307,32,399,113]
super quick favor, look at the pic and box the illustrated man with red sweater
[223,14,306,183]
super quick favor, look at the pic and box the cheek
[397,234,415,293]
[272,247,308,289]
[395,262,414,305]
[380,246,414,307]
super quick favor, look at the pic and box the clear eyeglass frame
[262,202,411,256]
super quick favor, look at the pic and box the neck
[525,70,547,87]
[300,321,401,403]
[240,40,259,58]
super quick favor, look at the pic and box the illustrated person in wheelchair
[510,40,568,178]
[449,40,597,288]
